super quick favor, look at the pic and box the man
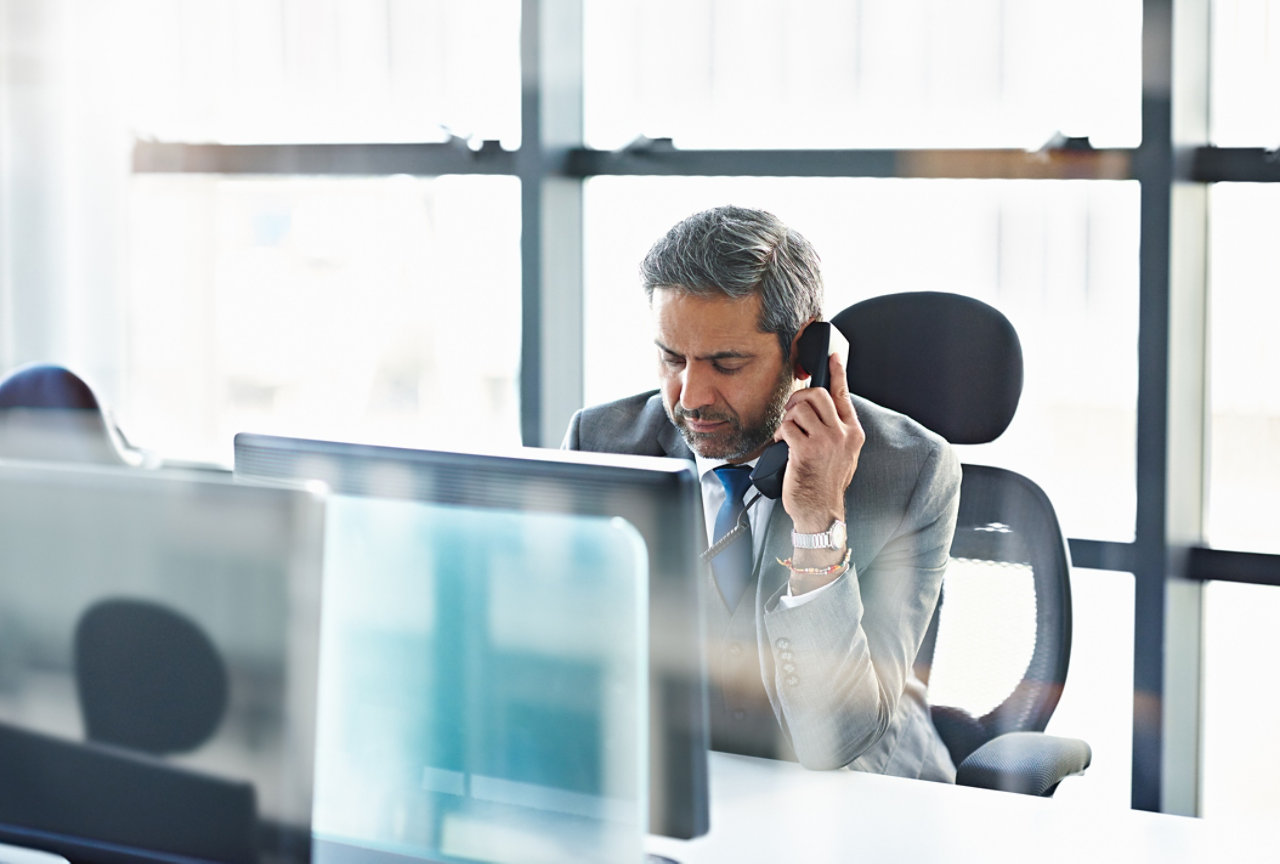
[563,205,959,781]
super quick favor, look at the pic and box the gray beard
[669,365,795,462]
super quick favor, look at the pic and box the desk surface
[0,844,68,864]
[647,752,1270,864]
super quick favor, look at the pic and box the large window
[1210,0,1280,145]
[1205,184,1280,554]
[1195,0,1280,823]
[124,175,522,464]
[584,0,1141,149]
[124,0,521,146]
[0,0,525,465]
[1200,581,1280,822]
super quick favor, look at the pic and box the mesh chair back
[926,466,1073,764]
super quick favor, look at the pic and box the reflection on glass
[583,177,1139,542]
[1201,581,1280,823]
[311,496,647,864]
[124,175,522,465]
[117,0,521,145]
[584,0,1141,149]
[0,462,324,864]
[1211,0,1280,145]
[1207,185,1280,553]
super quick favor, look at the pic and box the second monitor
[233,434,712,844]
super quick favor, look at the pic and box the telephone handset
[748,321,833,499]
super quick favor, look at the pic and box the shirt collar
[693,451,760,480]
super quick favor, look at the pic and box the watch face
[830,520,847,549]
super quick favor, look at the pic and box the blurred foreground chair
[0,363,146,466]
[832,291,1091,797]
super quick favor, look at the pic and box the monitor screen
[232,434,711,843]
[0,461,325,864]
[306,491,649,863]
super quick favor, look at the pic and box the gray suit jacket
[564,390,960,781]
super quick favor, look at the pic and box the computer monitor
[0,460,325,864]
[232,434,711,843]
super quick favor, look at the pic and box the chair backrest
[832,292,1074,767]
[0,363,138,466]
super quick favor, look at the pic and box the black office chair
[0,362,146,466]
[832,291,1092,796]
[74,598,229,756]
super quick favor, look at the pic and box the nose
[679,364,716,412]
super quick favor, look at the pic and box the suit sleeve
[760,438,960,770]
[561,409,584,450]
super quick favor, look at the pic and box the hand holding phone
[749,321,833,499]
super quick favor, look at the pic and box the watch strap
[791,519,846,550]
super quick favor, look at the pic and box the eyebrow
[654,340,756,361]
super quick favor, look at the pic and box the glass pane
[583,177,1139,542]
[123,175,522,465]
[313,495,647,863]
[584,0,1142,149]
[1206,184,1280,553]
[1201,581,1280,822]
[1210,0,1280,145]
[118,0,521,146]
[1042,569,1135,810]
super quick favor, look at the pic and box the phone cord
[700,491,762,562]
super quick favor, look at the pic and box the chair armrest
[955,731,1092,797]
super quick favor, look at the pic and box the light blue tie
[711,464,755,609]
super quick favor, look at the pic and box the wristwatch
[791,518,847,551]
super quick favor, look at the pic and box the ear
[790,318,820,380]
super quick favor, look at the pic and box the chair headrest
[0,363,143,466]
[0,363,102,411]
[831,292,1023,444]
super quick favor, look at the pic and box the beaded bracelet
[776,547,852,577]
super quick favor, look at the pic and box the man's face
[652,288,797,463]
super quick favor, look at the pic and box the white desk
[0,844,67,864]
[647,752,1271,863]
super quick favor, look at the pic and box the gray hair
[640,205,823,357]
